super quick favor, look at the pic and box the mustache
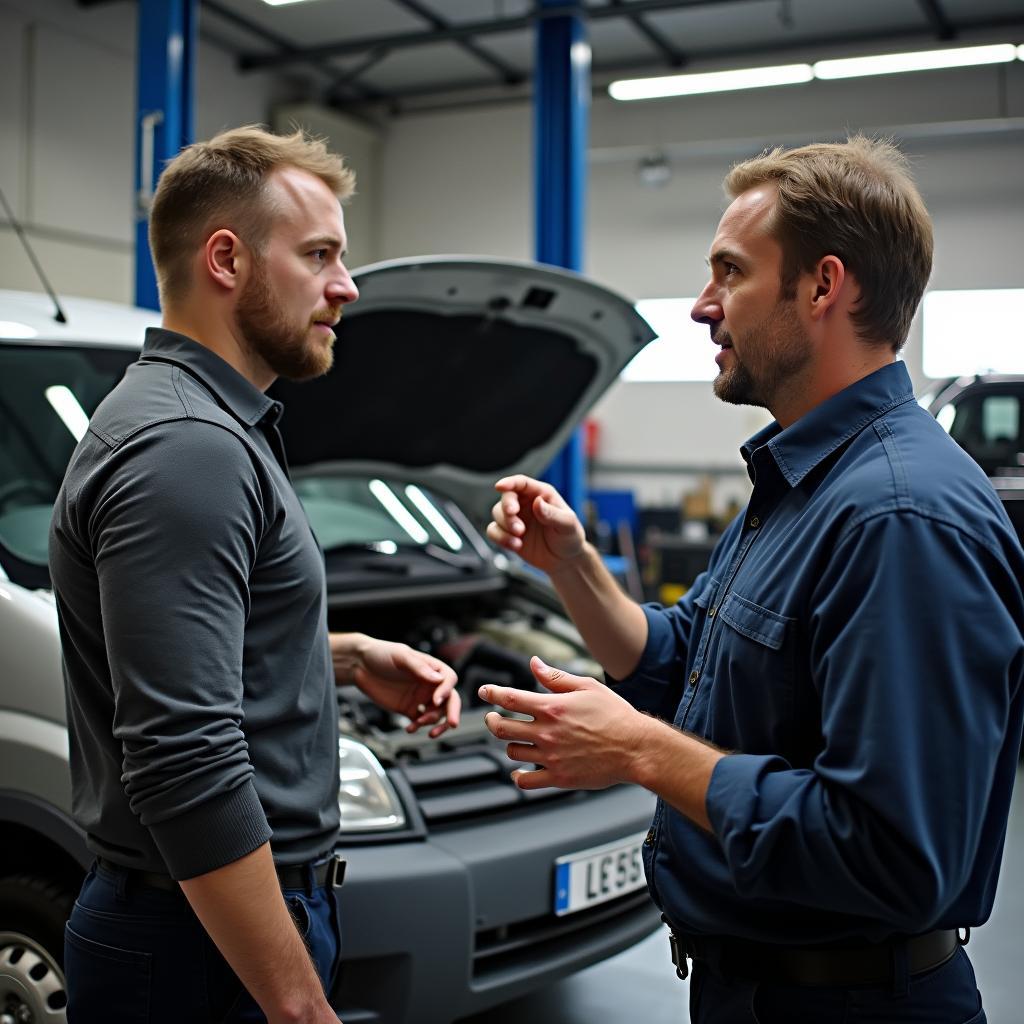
[712,327,732,346]
[311,307,343,327]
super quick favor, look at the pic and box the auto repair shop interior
[0,1,1022,1023]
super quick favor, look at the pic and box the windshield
[0,344,474,587]
[0,344,137,577]
[293,475,470,554]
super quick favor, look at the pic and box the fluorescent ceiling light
[814,43,1017,80]
[261,0,318,6]
[368,479,429,544]
[45,385,90,442]
[610,63,812,100]
[611,43,1021,101]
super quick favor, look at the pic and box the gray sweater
[50,328,339,879]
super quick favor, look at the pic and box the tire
[0,873,75,1023]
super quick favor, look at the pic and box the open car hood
[271,256,657,524]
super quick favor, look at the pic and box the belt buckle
[326,856,347,889]
[663,916,689,981]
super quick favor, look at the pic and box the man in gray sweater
[49,125,459,1023]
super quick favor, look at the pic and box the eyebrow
[707,248,744,268]
[302,235,345,253]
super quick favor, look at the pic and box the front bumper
[331,785,659,1024]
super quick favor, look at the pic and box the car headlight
[337,737,407,832]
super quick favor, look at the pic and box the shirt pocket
[710,590,798,753]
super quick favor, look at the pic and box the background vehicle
[922,374,1024,546]
[0,259,660,1024]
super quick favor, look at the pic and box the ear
[807,254,847,323]
[202,229,248,293]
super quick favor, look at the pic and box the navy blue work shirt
[615,361,1024,944]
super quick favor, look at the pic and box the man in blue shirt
[481,137,1024,1022]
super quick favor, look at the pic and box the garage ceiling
[85,0,1024,114]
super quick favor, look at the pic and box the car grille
[398,749,563,825]
[472,889,658,980]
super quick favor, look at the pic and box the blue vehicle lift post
[134,0,197,310]
[535,0,590,515]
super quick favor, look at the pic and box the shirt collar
[140,327,282,428]
[739,361,917,487]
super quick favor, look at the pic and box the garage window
[922,289,1024,378]
[622,299,715,381]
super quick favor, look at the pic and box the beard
[237,261,339,382]
[712,301,812,410]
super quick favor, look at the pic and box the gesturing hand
[478,657,647,790]
[333,634,461,738]
[486,475,587,576]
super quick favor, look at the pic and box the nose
[690,279,722,327]
[327,262,359,306]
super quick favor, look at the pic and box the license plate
[553,831,647,916]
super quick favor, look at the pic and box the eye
[310,248,328,262]
[724,262,740,277]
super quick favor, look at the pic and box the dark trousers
[688,946,986,1023]
[64,860,341,1023]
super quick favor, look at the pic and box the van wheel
[0,874,74,1023]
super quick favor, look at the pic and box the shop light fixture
[814,43,1017,80]
[260,0,319,6]
[610,63,812,100]
[611,42,1022,101]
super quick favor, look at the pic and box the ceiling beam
[238,0,766,73]
[335,14,1024,115]
[916,0,957,41]
[390,0,526,85]
[202,0,382,101]
[610,0,688,67]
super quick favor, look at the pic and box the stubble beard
[237,261,339,382]
[712,301,812,411]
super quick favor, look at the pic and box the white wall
[0,0,288,303]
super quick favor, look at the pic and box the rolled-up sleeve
[91,421,275,879]
[706,511,1024,929]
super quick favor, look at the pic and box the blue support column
[134,0,197,310]
[535,1,590,515]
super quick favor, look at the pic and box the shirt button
[644,828,656,846]
[688,670,699,685]
[749,515,761,528]
[708,606,717,618]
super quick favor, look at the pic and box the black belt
[96,855,346,893]
[664,917,966,987]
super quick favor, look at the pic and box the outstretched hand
[333,634,461,738]
[478,657,647,790]
[486,475,587,576]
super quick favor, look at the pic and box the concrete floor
[459,765,1024,1024]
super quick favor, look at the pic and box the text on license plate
[553,831,647,917]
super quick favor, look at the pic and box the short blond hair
[149,125,356,306]
[725,136,932,351]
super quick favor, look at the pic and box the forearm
[179,843,335,1024]
[630,714,723,831]
[329,632,371,685]
[548,542,649,679]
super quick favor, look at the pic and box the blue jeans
[64,860,341,1023]
[688,946,986,1023]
